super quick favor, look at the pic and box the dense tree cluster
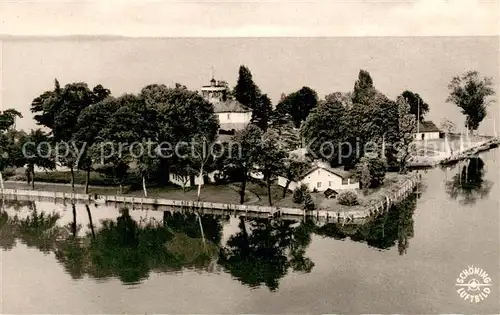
[1,66,494,202]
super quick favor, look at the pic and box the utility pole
[417,97,420,134]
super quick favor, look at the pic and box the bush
[2,168,16,178]
[337,190,359,206]
[293,184,309,204]
[8,174,27,182]
[303,193,316,210]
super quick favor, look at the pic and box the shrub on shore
[337,190,359,206]
[293,184,309,204]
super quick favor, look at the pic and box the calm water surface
[1,150,499,313]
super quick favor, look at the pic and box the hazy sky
[0,1,498,37]
[0,1,499,134]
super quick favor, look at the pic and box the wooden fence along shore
[0,172,422,225]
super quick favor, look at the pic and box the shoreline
[409,136,499,167]
[1,172,422,224]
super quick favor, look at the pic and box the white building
[414,121,440,140]
[201,78,252,133]
[169,171,218,189]
[278,160,359,193]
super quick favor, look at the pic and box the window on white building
[329,181,332,186]
[227,113,231,119]
[317,182,321,188]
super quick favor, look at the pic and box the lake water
[1,149,499,313]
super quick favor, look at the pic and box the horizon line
[1,34,498,40]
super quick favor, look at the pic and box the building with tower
[201,78,252,133]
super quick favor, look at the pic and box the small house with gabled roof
[277,160,359,193]
[414,120,440,140]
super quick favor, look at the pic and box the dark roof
[300,165,349,180]
[324,188,338,196]
[417,121,440,133]
[212,99,251,113]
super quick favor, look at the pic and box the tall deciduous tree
[96,94,158,195]
[300,98,347,166]
[254,130,287,206]
[0,110,24,186]
[275,87,318,128]
[19,129,55,189]
[325,92,353,109]
[0,109,22,131]
[269,113,300,152]
[401,90,429,122]
[395,96,417,174]
[224,124,263,204]
[281,157,309,198]
[74,96,117,193]
[351,156,386,189]
[139,84,219,189]
[352,70,376,105]
[347,92,399,169]
[447,70,495,132]
[30,80,111,192]
[251,94,273,131]
[234,65,260,109]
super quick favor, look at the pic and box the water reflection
[445,157,493,205]
[0,200,65,253]
[315,194,417,255]
[219,218,315,291]
[55,209,224,284]
[1,196,420,290]
[0,205,222,284]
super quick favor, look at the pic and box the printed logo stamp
[455,265,492,303]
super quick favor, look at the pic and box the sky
[0,0,499,134]
[0,0,498,37]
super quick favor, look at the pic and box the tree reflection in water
[445,157,492,205]
[55,208,224,284]
[1,196,418,290]
[315,194,417,255]
[0,200,63,253]
[218,217,315,291]
[0,205,223,284]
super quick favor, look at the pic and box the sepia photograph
[0,1,499,314]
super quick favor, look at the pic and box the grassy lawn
[3,170,414,212]
[4,173,282,206]
[3,181,122,195]
[318,172,413,213]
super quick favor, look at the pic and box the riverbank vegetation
[0,67,495,209]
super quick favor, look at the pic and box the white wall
[278,168,359,193]
[414,132,440,140]
[32,164,70,173]
[169,171,217,188]
[217,112,252,130]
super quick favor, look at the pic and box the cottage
[414,121,440,140]
[278,160,359,193]
[201,78,252,133]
